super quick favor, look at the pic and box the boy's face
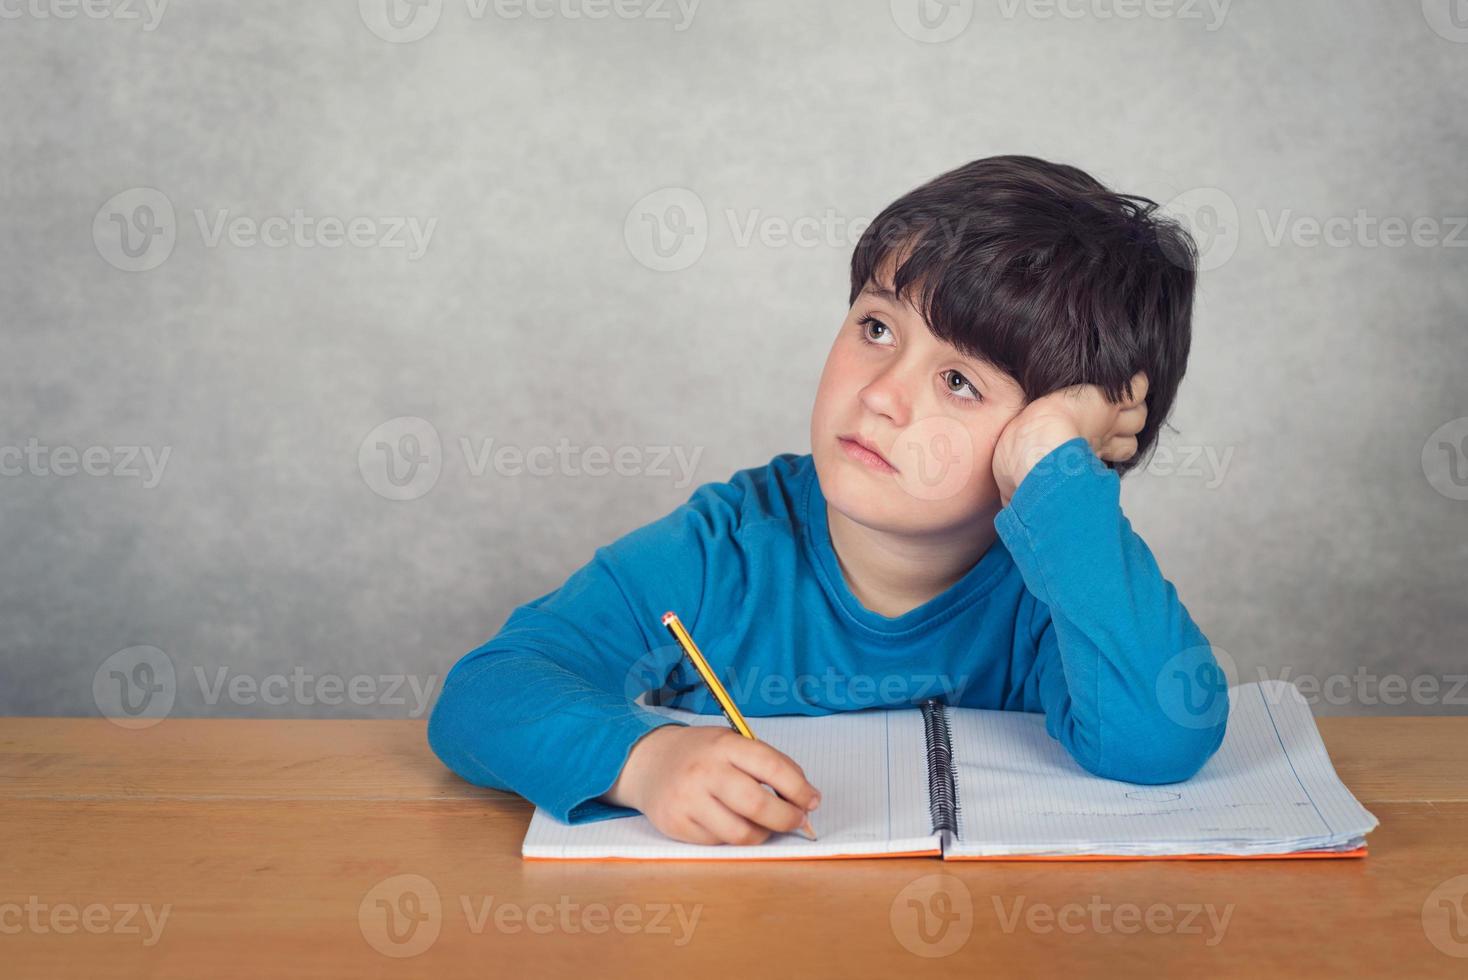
[810,271,1028,536]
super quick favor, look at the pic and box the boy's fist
[601,725,822,846]
[992,371,1150,507]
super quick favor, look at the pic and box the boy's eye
[944,370,982,402]
[857,314,894,345]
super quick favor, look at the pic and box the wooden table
[4,716,1467,978]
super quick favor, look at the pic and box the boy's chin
[822,460,1001,533]
[835,503,995,545]
[821,470,975,536]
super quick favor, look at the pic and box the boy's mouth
[837,435,898,474]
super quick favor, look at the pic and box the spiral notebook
[521,680,1379,861]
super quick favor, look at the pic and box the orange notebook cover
[521,681,1378,861]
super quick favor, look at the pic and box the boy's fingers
[725,737,821,810]
[1103,436,1138,461]
[695,793,771,845]
[674,816,723,846]
[713,770,811,835]
[1119,404,1147,435]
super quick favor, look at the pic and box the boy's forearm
[425,485,725,825]
[427,641,686,824]
[994,438,1227,782]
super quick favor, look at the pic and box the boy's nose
[858,376,912,428]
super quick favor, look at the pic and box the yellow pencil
[660,610,818,842]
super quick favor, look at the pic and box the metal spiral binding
[920,697,959,834]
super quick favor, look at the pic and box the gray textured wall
[3,0,1465,721]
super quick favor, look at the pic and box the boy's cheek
[894,451,1003,522]
[888,416,973,503]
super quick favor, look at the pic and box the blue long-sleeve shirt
[427,438,1229,824]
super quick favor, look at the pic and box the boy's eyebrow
[860,284,902,304]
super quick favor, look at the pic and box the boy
[428,155,1228,846]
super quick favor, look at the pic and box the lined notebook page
[522,705,941,860]
[944,680,1379,857]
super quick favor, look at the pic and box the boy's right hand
[602,725,822,845]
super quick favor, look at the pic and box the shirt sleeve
[426,481,745,824]
[994,437,1229,784]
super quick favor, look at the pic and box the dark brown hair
[848,155,1198,475]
